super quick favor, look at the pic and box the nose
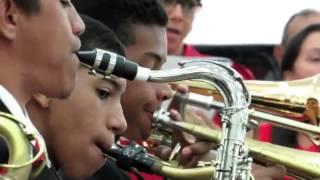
[107,104,127,135]
[155,83,172,101]
[70,5,85,36]
[168,4,184,22]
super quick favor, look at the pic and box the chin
[58,82,76,99]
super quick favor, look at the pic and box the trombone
[151,108,320,179]
[106,106,320,180]
[170,74,320,144]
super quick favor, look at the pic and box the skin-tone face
[121,24,172,141]
[16,0,85,99]
[306,98,319,115]
[284,32,320,80]
[28,67,127,178]
[160,0,200,55]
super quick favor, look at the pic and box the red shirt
[183,44,256,80]
[258,123,320,152]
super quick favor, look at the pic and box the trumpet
[152,108,320,179]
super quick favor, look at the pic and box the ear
[32,94,51,109]
[0,0,19,40]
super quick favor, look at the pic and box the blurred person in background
[159,0,255,80]
[259,24,320,152]
[273,9,320,64]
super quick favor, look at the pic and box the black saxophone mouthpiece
[76,48,150,81]
[104,143,156,173]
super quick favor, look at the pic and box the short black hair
[281,23,320,74]
[79,14,125,57]
[14,0,40,14]
[281,9,320,47]
[73,0,168,46]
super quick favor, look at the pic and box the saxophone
[146,60,251,180]
[77,49,252,179]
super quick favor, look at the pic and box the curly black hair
[73,0,168,46]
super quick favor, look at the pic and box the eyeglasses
[159,0,201,16]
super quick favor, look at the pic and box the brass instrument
[145,75,320,179]
[0,112,46,180]
[170,74,320,143]
[102,59,253,179]
[171,73,320,118]
[153,108,320,179]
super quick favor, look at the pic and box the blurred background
[186,0,320,45]
[182,1,320,80]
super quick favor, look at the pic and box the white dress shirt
[0,85,50,167]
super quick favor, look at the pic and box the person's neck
[0,53,31,106]
[26,99,49,142]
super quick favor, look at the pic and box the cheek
[181,20,193,36]
[294,61,320,79]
